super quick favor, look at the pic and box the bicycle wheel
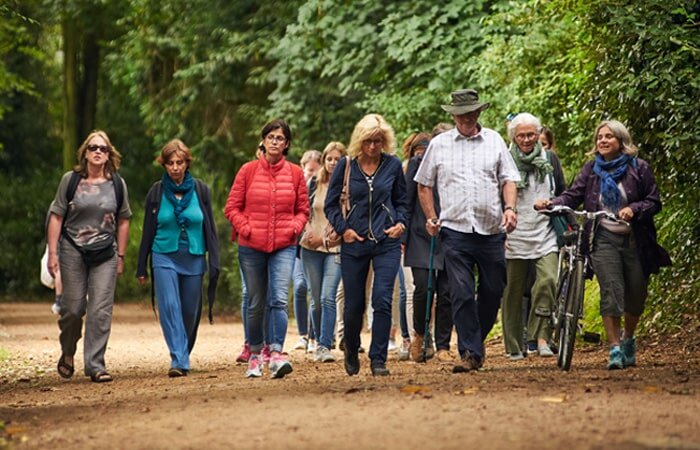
[551,259,570,347]
[558,259,584,371]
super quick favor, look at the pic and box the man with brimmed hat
[414,87,520,373]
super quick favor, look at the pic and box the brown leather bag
[324,156,351,248]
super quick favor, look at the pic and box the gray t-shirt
[50,171,132,248]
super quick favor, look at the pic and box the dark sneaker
[526,341,538,355]
[607,346,624,370]
[371,362,390,376]
[344,352,360,376]
[621,337,636,367]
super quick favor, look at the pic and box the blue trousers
[441,228,506,361]
[301,248,342,349]
[341,238,401,365]
[239,245,295,353]
[153,267,203,370]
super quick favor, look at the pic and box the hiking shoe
[508,352,525,361]
[607,346,624,370]
[236,342,251,363]
[453,351,481,373]
[410,335,424,362]
[261,345,271,364]
[51,300,61,315]
[269,353,293,379]
[526,341,538,355]
[293,336,309,351]
[315,346,336,363]
[245,354,263,378]
[538,343,555,357]
[621,337,636,367]
[397,338,410,361]
[371,362,390,376]
[344,351,360,376]
[435,349,456,363]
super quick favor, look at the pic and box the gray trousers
[58,239,117,376]
[501,253,558,354]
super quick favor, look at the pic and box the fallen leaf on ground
[454,387,479,395]
[643,386,660,394]
[539,395,566,403]
[400,385,432,395]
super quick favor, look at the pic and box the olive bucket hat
[441,88,490,115]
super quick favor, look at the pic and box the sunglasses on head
[87,144,110,153]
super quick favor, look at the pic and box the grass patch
[0,347,10,362]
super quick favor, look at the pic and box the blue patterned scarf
[162,170,194,226]
[592,153,635,212]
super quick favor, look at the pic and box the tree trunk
[62,17,79,171]
[79,32,99,139]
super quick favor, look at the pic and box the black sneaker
[452,352,481,373]
[344,351,360,376]
[370,362,390,376]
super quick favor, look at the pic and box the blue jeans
[441,228,506,361]
[301,248,342,349]
[292,253,311,337]
[153,267,203,370]
[240,267,269,344]
[239,245,296,353]
[341,238,401,365]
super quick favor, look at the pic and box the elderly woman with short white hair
[500,113,566,361]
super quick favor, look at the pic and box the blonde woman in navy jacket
[324,114,408,377]
[137,140,219,377]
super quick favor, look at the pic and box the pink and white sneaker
[269,353,293,379]
[245,354,263,378]
[261,345,271,364]
[236,342,251,363]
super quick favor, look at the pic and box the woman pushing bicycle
[535,120,671,370]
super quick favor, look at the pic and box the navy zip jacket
[136,179,220,323]
[324,154,408,243]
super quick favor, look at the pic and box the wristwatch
[504,206,517,213]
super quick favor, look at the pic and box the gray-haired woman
[500,113,565,361]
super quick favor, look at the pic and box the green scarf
[509,142,553,189]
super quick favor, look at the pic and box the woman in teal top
[137,139,219,377]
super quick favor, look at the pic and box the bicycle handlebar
[536,205,629,226]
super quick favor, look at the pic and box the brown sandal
[57,354,74,379]
[90,371,113,383]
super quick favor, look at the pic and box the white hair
[508,113,542,141]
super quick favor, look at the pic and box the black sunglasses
[87,144,110,153]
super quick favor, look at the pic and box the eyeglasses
[515,132,538,141]
[265,135,287,143]
[87,144,110,153]
[363,138,384,147]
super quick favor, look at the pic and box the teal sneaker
[607,346,624,370]
[621,337,636,367]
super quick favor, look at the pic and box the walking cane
[422,233,437,363]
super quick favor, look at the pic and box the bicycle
[537,205,628,371]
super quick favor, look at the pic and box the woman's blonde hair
[300,149,322,167]
[156,139,193,168]
[74,130,122,178]
[587,120,638,157]
[346,113,396,158]
[316,141,347,184]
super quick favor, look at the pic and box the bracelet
[504,206,517,213]
[118,254,125,259]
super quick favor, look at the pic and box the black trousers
[411,268,452,350]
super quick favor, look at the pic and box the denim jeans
[292,253,311,337]
[239,245,296,353]
[441,228,507,361]
[240,267,270,344]
[341,237,401,365]
[301,248,342,349]
[397,265,409,339]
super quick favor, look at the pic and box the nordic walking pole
[422,233,437,363]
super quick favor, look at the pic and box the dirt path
[1,302,698,449]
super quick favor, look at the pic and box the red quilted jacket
[224,155,309,253]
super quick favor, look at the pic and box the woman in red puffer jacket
[224,119,309,379]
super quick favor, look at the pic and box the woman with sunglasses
[225,119,309,379]
[46,130,132,383]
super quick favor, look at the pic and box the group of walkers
[45,87,669,383]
